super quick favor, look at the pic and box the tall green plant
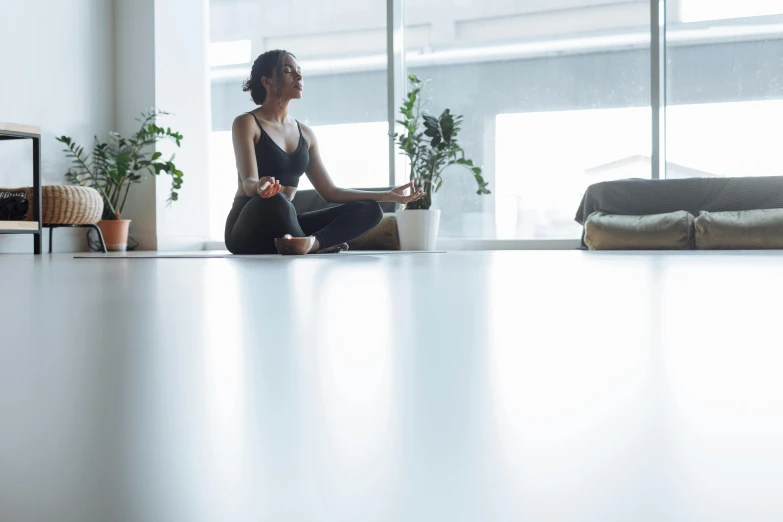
[394,74,490,210]
[56,109,184,220]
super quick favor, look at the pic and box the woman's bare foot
[315,242,349,254]
[274,234,317,255]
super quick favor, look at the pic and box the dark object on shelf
[0,187,34,221]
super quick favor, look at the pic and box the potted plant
[56,109,184,251]
[393,74,490,250]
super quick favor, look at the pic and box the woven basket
[42,185,104,225]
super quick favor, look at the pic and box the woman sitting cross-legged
[225,49,424,255]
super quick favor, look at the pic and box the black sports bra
[244,112,310,188]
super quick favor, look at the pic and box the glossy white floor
[1,250,782,522]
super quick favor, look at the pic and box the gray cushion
[695,208,783,249]
[584,210,695,250]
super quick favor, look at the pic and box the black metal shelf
[0,123,42,254]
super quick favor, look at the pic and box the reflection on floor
[1,250,782,522]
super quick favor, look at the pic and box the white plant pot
[396,209,441,251]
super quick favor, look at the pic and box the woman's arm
[303,125,424,204]
[232,114,280,198]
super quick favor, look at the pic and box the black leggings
[225,194,383,254]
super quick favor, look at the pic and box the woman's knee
[245,193,294,216]
[251,192,289,207]
[234,193,301,236]
[353,199,383,226]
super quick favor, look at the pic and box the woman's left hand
[386,182,425,204]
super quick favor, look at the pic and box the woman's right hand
[257,177,281,198]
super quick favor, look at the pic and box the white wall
[114,0,158,250]
[0,0,210,253]
[154,0,211,251]
[0,0,115,253]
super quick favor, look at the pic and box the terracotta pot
[97,219,131,251]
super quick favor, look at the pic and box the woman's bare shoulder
[233,112,261,140]
[233,112,255,128]
[297,121,317,147]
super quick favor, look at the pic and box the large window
[205,1,783,243]
[496,107,649,239]
[665,2,783,181]
[208,0,389,240]
[404,0,651,239]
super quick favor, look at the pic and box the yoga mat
[74,250,446,259]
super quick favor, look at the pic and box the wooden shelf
[0,122,41,135]
[0,221,39,231]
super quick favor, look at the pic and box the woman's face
[266,54,303,101]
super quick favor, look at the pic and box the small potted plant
[56,109,184,251]
[393,74,490,250]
